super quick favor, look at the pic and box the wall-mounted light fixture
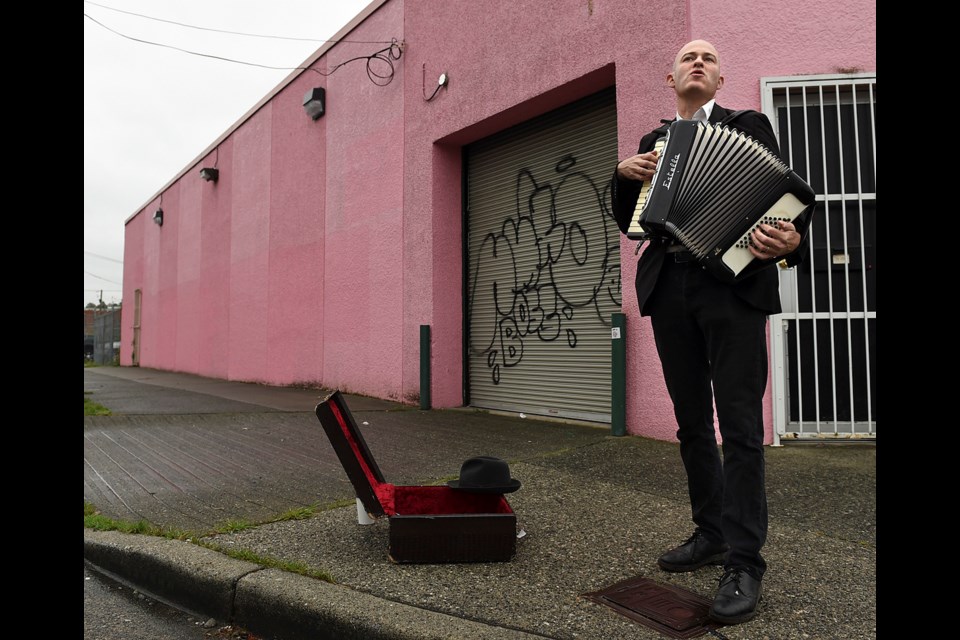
[153,207,164,226]
[303,87,326,120]
[200,167,219,182]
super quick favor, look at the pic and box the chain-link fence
[92,308,122,365]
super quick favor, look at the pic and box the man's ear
[667,72,676,89]
[716,74,724,90]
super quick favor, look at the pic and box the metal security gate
[763,74,877,441]
[93,308,122,365]
[465,88,620,422]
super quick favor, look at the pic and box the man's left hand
[748,221,800,260]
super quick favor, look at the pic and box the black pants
[646,257,769,577]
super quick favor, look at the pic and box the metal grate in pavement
[582,576,724,639]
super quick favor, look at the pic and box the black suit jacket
[610,104,812,316]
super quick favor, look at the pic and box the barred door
[763,74,877,441]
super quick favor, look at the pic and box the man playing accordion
[610,39,813,625]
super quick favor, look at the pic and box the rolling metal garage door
[465,88,620,422]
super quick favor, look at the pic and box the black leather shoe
[657,531,729,572]
[709,567,762,624]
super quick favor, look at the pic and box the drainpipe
[611,313,626,436]
[420,325,431,410]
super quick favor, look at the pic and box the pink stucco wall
[123,0,876,441]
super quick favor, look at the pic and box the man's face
[667,41,724,100]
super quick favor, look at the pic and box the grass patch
[83,501,194,539]
[82,500,333,538]
[274,505,316,521]
[158,528,194,541]
[84,397,111,416]
[216,520,256,534]
[84,501,158,534]
[198,540,336,583]
[85,500,337,584]
[85,512,158,535]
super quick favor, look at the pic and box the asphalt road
[84,562,261,640]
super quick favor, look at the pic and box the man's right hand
[616,150,660,182]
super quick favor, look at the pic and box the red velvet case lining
[328,401,512,517]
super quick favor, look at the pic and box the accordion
[627,119,815,283]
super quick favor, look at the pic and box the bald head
[673,40,720,74]
[667,39,724,118]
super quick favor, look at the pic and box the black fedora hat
[447,456,521,494]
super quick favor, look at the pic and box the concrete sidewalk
[84,366,876,640]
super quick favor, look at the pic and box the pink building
[123,0,877,443]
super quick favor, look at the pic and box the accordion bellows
[628,119,815,282]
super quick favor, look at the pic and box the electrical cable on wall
[312,40,404,86]
[422,63,449,101]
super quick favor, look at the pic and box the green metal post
[420,325,431,410]
[611,312,626,436]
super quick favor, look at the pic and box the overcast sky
[84,0,373,307]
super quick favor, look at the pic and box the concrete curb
[84,529,542,640]
[84,529,257,621]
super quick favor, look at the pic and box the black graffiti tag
[469,154,622,384]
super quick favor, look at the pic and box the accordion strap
[718,109,755,127]
[656,109,754,131]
